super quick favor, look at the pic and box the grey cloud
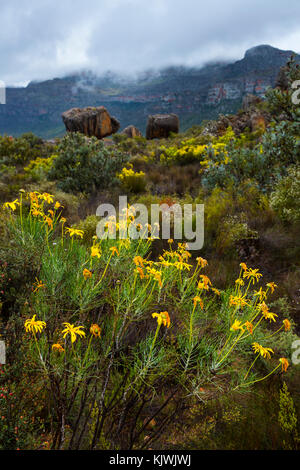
[0,0,299,85]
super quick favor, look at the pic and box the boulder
[62,106,120,139]
[146,114,179,140]
[121,125,143,138]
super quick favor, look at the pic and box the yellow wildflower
[54,202,63,210]
[110,246,119,257]
[152,311,170,328]
[62,323,85,343]
[83,269,92,280]
[253,288,267,302]
[279,358,289,372]
[91,245,101,259]
[283,319,291,331]
[252,342,274,359]
[245,321,254,334]
[196,257,208,268]
[200,275,212,288]
[240,262,248,271]
[229,295,249,309]
[3,199,20,211]
[266,282,278,294]
[44,216,53,229]
[52,343,65,353]
[133,256,144,267]
[31,205,43,217]
[29,191,40,204]
[32,279,46,293]
[230,320,244,332]
[90,324,101,338]
[147,267,163,287]
[193,296,204,309]
[174,261,192,271]
[24,315,46,334]
[40,193,54,204]
[136,267,145,279]
[258,302,278,322]
[243,268,262,284]
[65,227,84,238]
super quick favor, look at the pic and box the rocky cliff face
[0,45,298,138]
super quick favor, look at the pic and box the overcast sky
[1,0,300,85]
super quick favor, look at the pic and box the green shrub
[0,133,54,166]
[24,154,58,182]
[73,215,99,243]
[48,133,129,194]
[202,121,299,191]
[270,165,300,223]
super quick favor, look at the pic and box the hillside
[0,44,298,138]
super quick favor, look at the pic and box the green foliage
[112,134,147,155]
[278,382,299,449]
[118,165,147,193]
[265,55,300,122]
[202,121,299,191]
[270,165,300,223]
[48,133,129,193]
[0,133,53,166]
[24,154,58,181]
[158,127,234,166]
[0,191,292,449]
[74,215,99,243]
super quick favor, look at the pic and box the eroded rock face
[121,125,143,138]
[146,114,179,140]
[62,106,120,139]
[242,94,263,111]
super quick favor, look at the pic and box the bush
[48,133,129,194]
[24,154,58,182]
[118,165,147,193]
[270,165,300,223]
[202,121,299,191]
[73,215,99,243]
[0,133,54,166]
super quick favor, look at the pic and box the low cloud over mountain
[1,0,300,85]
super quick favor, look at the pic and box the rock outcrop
[62,106,120,139]
[146,114,179,140]
[203,105,271,136]
[242,94,263,111]
[121,125,143,138]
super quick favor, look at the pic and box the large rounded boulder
[120,125,143,138]
[62,106,120,139]
[146,113,179,140]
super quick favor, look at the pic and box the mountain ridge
[0,44,299,138]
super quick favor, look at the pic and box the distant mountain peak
[244,44,295,59]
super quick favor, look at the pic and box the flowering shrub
[117,165,147,193]
[0,191,294,449]
[158,127,235,166]
[24,154,58,181]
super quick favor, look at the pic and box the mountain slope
[0,44,298,138]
